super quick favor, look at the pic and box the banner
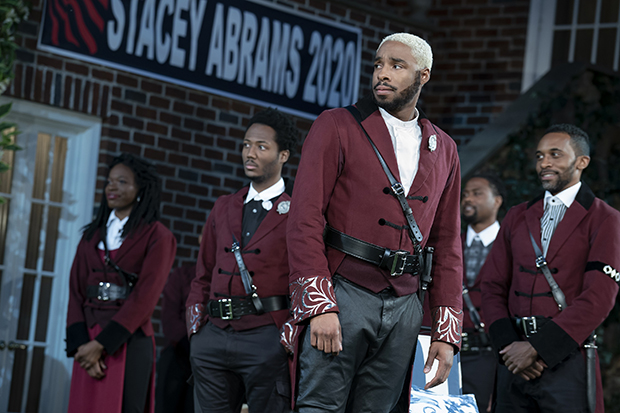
[38,0,362,119]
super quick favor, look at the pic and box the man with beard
[186,108,299,413]
[460,173,505,412]
[481,124,620,413]
[283,33,463,412]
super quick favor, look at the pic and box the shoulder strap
[231,234,264,314]
[344,105,423,247]
[528,231,567,311]
[99,225,138,289]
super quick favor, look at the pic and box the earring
[137,196,141,203]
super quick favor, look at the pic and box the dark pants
[189,322,291,413]
[123,330,154,413]
[155,338,194,413]
[494,349,588,413]
[462,348,496,412]
[297,274,423,413]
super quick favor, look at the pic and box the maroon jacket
[186,185,292,334]
[66,221,177,356]
[286,95,463,333]
[481,183,620,412]
[162,265,195,345]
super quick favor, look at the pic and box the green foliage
[0,0,29,95]
[0,102,21,194]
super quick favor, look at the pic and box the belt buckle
[390,250,408,276]
[521,316,537,337]
[98,281,111,301]
[218,298,234,320]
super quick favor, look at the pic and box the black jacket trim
[528,319,579,368]
[574,182,595,210]
[355,95,378,121]
[66,322,90,357]
[488,318,521,363]
[95,320,133,355]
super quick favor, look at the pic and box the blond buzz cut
[378,33,433,71]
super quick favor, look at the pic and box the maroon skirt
[67,324,155,413]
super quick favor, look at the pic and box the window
[522,0,620,91]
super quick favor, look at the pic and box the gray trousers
[297,274,423,413]
[189,322,291,413]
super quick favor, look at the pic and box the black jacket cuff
[95,321,132,355]
[528,319,579,368]
[489,318,521,363]
[66,322,90,357]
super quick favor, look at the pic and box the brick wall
[426,0,531,145]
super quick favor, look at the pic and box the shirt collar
[544,181,581,209]
[378,107,419,129]
[245,178,285,204]
[107,210,129,227]
[466,221,500,247]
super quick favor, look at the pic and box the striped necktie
[540,196,567,256]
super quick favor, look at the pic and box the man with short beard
[283,33,463,412]
[186,108,299,413]
[481,124,620,413]
[460,173,505,412]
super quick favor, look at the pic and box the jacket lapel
[409,118,439,195]
[244,193,291,248]
[360,110,402,183]
[545,200,588,263]
[524,197,544,257]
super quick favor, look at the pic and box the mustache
[374,81,396,91]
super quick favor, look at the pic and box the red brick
[92,83,101,115]
[120,142,142,154]
[195,134,214,146]
[144,147,165,161]
[34,69,43,102]
[147,122,168,135]
[93,68,114,81]
[196,107,216,120]
[184,118,205,132]
[43,70,53,104]
[489,17,512,25]
[141,80,163,94]
[37,55,63,69]
[117,73,138,87]
[169,153,189,166]
[171,127,192,141]
[150,96,170,109]
[160,112,182,126]
[111,99,133,114]
[136,105,157,120]
[66,62,89,76]
[176,195,196,207]
[63,75,72,108]
[186,209,207,222]
[106,128,130,140]
[173,101,194,114]
[201,174,221,187]
[163,205,184,218]
[158,137,180,151]
[165,86,186,99]
[166,180,187,191]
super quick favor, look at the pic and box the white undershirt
[379,107,423,194]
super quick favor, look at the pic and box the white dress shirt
[379,107,423,195]
[544,181,581,210]
[244,178,285,211]
[465,221,500,247]
[97,210,128,250]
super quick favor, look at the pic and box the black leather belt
[207,295,289,320]
[86,282,129,301]
[324,226,421,276]
[461,331,492,352]
[514,316,549,338]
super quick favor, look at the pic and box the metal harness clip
[391,183,405,197]
[218,298,234,320]
[390,251,408,276]
[535,256,547,268]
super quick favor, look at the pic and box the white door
[0,98,100,412]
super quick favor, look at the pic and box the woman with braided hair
[66,153,177,413]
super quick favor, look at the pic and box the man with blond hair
[283,32,463,412]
